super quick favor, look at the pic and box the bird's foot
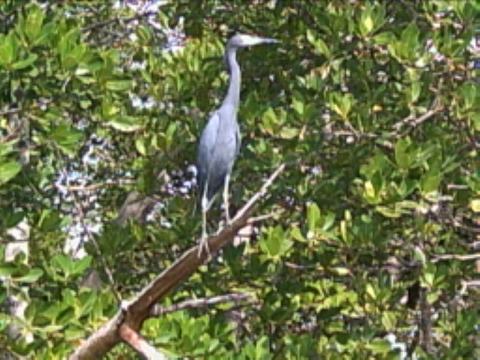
[198,232,211,259]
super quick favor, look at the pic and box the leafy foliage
[0,0,479,358]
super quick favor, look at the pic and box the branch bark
[69,164,285,359]
[119,324,168,360]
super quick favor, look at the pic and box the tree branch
[392,99,443,132]
[432,253,480,262]
[150,293,254,317]
[119,324,168,360]
[69,164,285,359]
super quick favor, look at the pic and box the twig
[393,99,443,132]
[55,179,135,193]
[151,293,254,317]
[432,253,480,263]
[69,164,285,360]
[0,107,21,116]
[247,212,277,224]
[462,280,480,289]
[119,324,167,360]
[446,184,469,190]
[284,262,316,270]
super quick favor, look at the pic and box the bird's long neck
[222,46,241,109]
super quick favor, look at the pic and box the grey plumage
[197,107,240,202]
[196,34,278,256]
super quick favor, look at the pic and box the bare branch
[55,179,135,193]
[393,99,443,132]
[247,212,277,224]
[151,293,254,317]
[432,253,480,262]
[69,164,285,360]
[0,107,21,116]
[463,279,480,288]
[119,324,168,360]
[446,184,469,191]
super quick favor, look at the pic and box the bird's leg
[198,189,211,258]
[223,173,231,225]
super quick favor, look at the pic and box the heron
[196,34,278,256]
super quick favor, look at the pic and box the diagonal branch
[392,98,443,132]
[69,164,285,360]
[119,324,168,360]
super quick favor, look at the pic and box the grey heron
[196,34,278,256]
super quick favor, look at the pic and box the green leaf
[401,23,420,60]
[52,254,74,276]
[373,32,395,45]
[363,180,380,204]
[135,137,147,155]
[307,202,321,237]
[261,107,279,135]
[12,53,38,70]
[366,339,392,354]
[72,256,92,275]
[15,268,43,283]
[413,246,427,266]
[58,29,81,68]
[52,123,84,156]
[306,30,331,57]
[313,38,330,58]
[359,9,374,36]
[0,264,17,277]
[25,4,45,42]
[376,205,402,218]
[359,3,385,37]
[394,138,412,169]
[292,97,304,116]
[108,116,143,132]
[0,32,18,66]
[407,81,421,104]
[260,226,293,258]
[279,127,299,139]
[420,170,441,194]
[459,83,477,110]
[0,160,22,185]
[328,92,354,120]
[0,140,17,158]
[64,326,86,341]
[469,199,480,212]
[105,80,134,92]
[290,226,306,243]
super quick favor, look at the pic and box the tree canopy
[0,0,479,358]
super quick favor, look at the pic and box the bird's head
[227,34,279,49]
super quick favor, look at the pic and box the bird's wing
[196,111,221,195]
